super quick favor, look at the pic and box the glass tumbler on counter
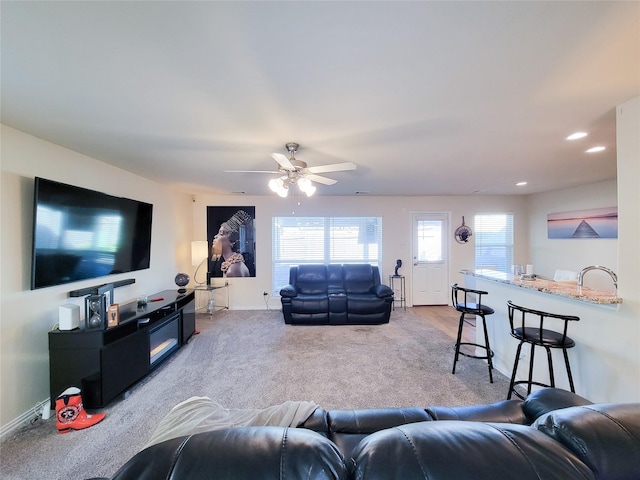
[137,295,148,309]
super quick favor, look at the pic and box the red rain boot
[55,387,105,434]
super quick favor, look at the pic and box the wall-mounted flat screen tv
[31,177,153,289]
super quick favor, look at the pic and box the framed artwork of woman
[206,206,256,278]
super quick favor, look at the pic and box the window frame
[474,213,515,274]
[272,216,383,294]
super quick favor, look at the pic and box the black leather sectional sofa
[92,388,640,480]
[279,264,394,325]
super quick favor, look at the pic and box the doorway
[411,212,449,305]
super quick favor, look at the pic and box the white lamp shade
[304,184,316,197]
[297,177,311,191]
[269,178,289,197]
[191,240,209,266]
[268,178,281,193]
[277,185,289,197]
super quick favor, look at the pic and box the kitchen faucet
[577,265,618,295]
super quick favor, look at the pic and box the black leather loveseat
[91,388,640,480]
[279,264,394,325]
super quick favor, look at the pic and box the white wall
[0,125,193,430]
[191,194,529,310]
[529,179,618,290]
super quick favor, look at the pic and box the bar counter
[461,269,621,305]
[458,269,629,403]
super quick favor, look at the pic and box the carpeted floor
[0,308,511,479]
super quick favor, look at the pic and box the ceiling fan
[225,142,356,197]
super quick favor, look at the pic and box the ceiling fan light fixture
[269,178,289,197]
[276,184,289,197]
[303,184,316,197]
[297,177,315,196]
[268,178,280,193]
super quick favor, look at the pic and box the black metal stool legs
[452,312,466,375]
[507,341,523,399]
[452,312,494,383]
[563,348,576,393]
[508,342,577,400]
[480,314,494,383]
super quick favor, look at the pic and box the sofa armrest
[372,284,393,298]
[279,285,298,298]
[534,403,640,480]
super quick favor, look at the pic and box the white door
[411,212,449,305]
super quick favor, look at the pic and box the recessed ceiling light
[566,132,588,140]
[516,182,527,186]
[586,146,606,153]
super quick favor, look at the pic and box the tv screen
[31,177,153,289]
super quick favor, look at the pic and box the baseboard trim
[0,397,50,441]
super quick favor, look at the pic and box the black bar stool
[507,300,580,400]
[451,283,494,383]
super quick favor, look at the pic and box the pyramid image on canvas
[572,220,600,238]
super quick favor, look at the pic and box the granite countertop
[461,269,622,305]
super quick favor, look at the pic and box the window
[474,213,514,273]
[272,216,382,293]
[416,219,444,262]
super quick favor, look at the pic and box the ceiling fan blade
[306,162,357,174]
[305,173,337,185]
[224,170,280,174]
[271,153,294,170]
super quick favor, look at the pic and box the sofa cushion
[295,265,329,295]
[346,293,387,314]
[328,407,432,458]
[426,399,527,424]
[350,421,596,480]
[534,403,640,480]
[343,265,377,294]
[290,294,330,314]
[327,264,345,291]
[111,427,348,480]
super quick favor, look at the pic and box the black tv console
[48,289,195,409]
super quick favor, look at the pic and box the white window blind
[474,213,514,273]
[416,219,443,262]
[272,216,382,293]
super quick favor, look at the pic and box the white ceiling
[2,1,639,196]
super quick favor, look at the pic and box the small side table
[389,275,406,311]
[194,282,229,318]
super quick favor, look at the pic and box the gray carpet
[0,308,511,479]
